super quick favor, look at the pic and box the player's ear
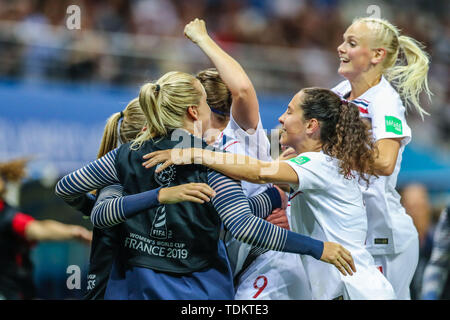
[371,47,386,65]
[187,106,199,121]
[306,118,320,134]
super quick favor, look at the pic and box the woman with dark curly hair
[143,87,396,299]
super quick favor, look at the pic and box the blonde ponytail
[97,98,146,158]
[386,35,431,119]
[132,71,202,150]
[97,112,122,159]
[354,17,432,119]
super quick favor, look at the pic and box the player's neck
[294,139,322,155]
[348,72,382,100]
[210,117,228,133]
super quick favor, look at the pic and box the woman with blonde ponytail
[63,95,222,299]
[56,71,354,300]
[332,17,432,299]
[97,98,146,159]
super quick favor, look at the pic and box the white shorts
[372,237,419,300]
[341,264,397,300]
[234,250,312,300]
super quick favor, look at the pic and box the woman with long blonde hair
[56,71,355,299]
[69,97,223,299]
[85,96,298,299]
[332,17,432,299]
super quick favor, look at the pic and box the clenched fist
[184,18,209,44]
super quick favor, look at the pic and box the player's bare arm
[184,18,259,131]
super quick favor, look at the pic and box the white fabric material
[332,77,418,255]
[218,110,311,299]
[234,205,312,300]
[286,152,396,300]
[373,237,419,300]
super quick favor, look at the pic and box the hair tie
[119,111,124,118]
[155,84,160,92]
[210,107,227,116]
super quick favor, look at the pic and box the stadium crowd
[0,0,448,150]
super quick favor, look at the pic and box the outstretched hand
[142,148,201,173]
[320,242,357,276]
[184,18,209,44]
[71,226,93,245]
[158,183,216,204]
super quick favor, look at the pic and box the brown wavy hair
[300,88,378,187]
[196,68,232,123]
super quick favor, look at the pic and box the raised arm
[184,18,259,131]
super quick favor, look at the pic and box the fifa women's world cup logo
[150,163,176,239]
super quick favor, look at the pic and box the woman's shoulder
[288,152,332,168]
[370,78,404,109]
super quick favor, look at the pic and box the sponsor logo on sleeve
[385,116,403,135]
[289,156,311,166]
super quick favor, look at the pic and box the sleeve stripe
[208,170,287,252]
[55,149,120,202]
[90,184,127,228]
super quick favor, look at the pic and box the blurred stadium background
[0,0,448,299]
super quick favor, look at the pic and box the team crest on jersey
[154,164,176,187]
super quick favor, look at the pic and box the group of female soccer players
[55,16,431,300]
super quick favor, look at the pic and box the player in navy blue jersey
[56,71,355,300]
[80,98,285,299]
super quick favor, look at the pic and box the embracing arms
[143,148,299,185]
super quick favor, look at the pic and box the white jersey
[214,111,273,196]
[214,111,273,276]
[286,152,396,299]
[234,203,313,300]
[219,110,311,299]
[332,77,418,255]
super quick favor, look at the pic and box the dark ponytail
[301,88,377,187]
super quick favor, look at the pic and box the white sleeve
[284,154,329,193]
[226,111,272,162]
[370,96,412,145]
[331,80,350,97]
